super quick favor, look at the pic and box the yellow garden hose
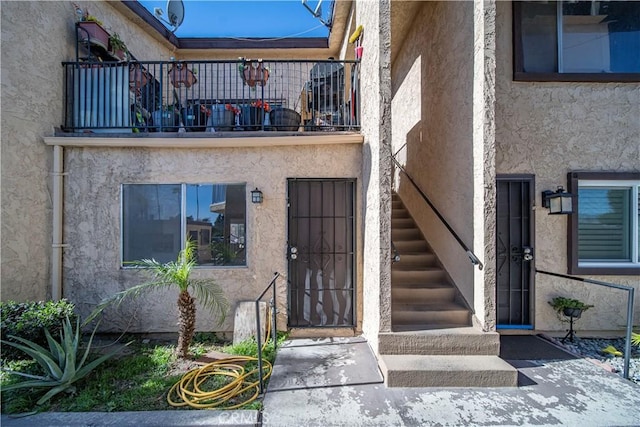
[167,309,274,409]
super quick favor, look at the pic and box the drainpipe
[51,145,66,301]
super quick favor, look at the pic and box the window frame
[120,182,247,268]
[513,1,640,82]
[567,171,640,275]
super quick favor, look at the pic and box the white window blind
[578,187,631,261]
[577,180,639,268]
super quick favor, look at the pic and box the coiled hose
[167,309,273,409]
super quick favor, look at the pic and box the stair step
[392,268,446,283]
[392,208,411,219]
[392,228,422,240]
[392,283,456,302]
[378,328,500,355]
[379,355,518,387]
[392,200,403,209]
[393,253,437,267]
[391,218,416,229]
[393,240,429,253]
[392,302,470,325]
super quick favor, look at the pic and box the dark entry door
[496,176,534,328]
[287,179,355,327]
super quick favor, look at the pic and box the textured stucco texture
[1,1,171,302]
[357,0,393,353]
[495,1,640,332]
[391,1,478,311]
[62,144,362,333]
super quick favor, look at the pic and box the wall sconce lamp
[542,186,573,215]
[251,188,263,204]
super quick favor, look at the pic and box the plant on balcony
[169,63,197,88]
[75,6,109,51]
[108,33,128,61]
[238,58,270,88]
[250,100,271,113]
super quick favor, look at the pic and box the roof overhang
[115,0,351,55]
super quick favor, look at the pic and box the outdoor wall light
[251,188,263,204]
[541,186,573,215]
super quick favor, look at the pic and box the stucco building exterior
[2,0,638,386]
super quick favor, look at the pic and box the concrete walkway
[262,336,640,426]
[2,335,639,426]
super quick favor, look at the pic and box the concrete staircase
[378,193,517,387]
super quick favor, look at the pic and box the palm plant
[88,239,229,358]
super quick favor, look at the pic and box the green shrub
[1,300,76,361]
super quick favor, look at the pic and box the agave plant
[87,239,229,358]
[632,331,640,347]
[1,316,127,405]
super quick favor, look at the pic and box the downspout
[52,145,66,300]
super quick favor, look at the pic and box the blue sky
[139,0,332,38]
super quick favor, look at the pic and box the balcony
[61,59,360,135]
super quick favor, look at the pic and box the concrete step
[378,327,500,355]
[391,218,416,229]
[393,252,437,267]
[392,227,422,241]
[392,208,410,219]
[393,240,429,253]
[392,302,470,325]
[379,354,518,387]
[392,268,446,284]
[392,282,456,302]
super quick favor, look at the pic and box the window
[514,1,640,81]
[568,172,640,275]
[122,183,246,267]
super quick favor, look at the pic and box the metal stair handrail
[255,272,280,395]
[391,154,483,270]
[536,269,635,380]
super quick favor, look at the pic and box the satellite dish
[167,0,184,29]
[301,0,331,29]
[154,0,184,33]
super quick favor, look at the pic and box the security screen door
[496,176,535,328]
[287,179,355,327]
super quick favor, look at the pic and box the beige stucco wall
[61,143,362,333]
[495,1,640,332]
[391,1,478,311]
[1,1,170,302]
[357,0,393,352]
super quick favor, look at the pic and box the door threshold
[288,327,359,338]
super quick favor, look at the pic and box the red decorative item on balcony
[77,21,110,51]
[129,63,150,91]
[240,59,270,87]
[169,63,197,88]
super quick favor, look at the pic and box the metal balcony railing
[62,59,361,134]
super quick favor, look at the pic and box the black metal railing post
[255,298,264,394]
[536,269,635,380]
[255,272,280,395]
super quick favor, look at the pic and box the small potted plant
[549,296,594,319]
[77,9,110,50]
[108,33,127,61]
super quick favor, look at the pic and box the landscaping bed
[548,336,640,385]
[1,333,283,414]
